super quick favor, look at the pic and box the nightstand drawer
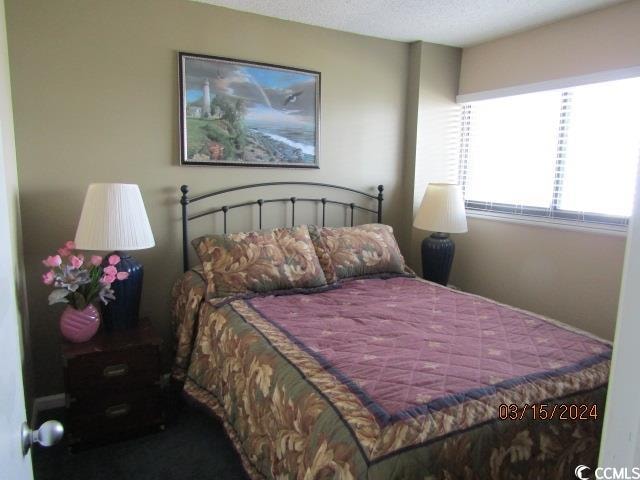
[65,345,160,395]
[68,387,163,445]
[62,318,164,447]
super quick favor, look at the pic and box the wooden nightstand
[62,318,164,448]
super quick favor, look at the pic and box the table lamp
[74,183,155,330]
[413,183,467,285]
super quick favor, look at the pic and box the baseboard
[31,393,65,426]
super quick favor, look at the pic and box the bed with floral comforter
[171,270,611,480]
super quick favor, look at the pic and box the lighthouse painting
[179,52,320,168]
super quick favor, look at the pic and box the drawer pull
[105,403,131,418]
[103,364,129,378]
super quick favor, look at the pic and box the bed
[171,182,611,480]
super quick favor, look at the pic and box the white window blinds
[459,76,640,227]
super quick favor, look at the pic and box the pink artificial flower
[42,255,62,267]
[104,265,118,276]
[64,240,76,250]
[90,255,102,266]
[116,271,129,281]
[108,254,120,266]
[57,247,71,257]
[42,270,55,285]
[101,273,116,285]
[69,255,83,269]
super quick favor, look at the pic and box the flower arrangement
[42,241,129,309]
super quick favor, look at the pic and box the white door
[0,0,33,477]
[598,158,640,466]
[0,193,32,480]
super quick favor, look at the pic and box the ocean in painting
[183,56,318,166]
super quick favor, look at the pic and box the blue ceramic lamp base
[421,232,455,286]
[102,251,143,331]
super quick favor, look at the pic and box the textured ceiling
[193,0,626,47]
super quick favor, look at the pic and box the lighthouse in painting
[202,78,211,117]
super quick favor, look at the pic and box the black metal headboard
[180,181,384,272]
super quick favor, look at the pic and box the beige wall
[401,43,422,265]
[452,1,636,340]
[7,0,632,398]
[450,218,625,340]
[459,0,640,95]
[403,42,462,271]
[6,0,409,396]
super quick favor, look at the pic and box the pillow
[308,223,406,281]
[192,225,327,299]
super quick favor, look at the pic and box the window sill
[466,209,628,237]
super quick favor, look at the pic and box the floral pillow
[308,223,406,281]
[192,225,327,299]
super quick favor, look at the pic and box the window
[458,76,640,227]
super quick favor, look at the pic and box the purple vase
[60,304,100,343]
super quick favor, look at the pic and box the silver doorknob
[21,420,64,455]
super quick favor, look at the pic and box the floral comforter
[171,272,611,480]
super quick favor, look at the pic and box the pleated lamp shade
[413,183,468,233]
[74,183,155,251]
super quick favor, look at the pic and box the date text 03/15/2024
[498,403,599,421]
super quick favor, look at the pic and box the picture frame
[179,52,320,168]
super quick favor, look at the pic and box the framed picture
[179,52,320,168]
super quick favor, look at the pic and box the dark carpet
[33,406,248,480]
